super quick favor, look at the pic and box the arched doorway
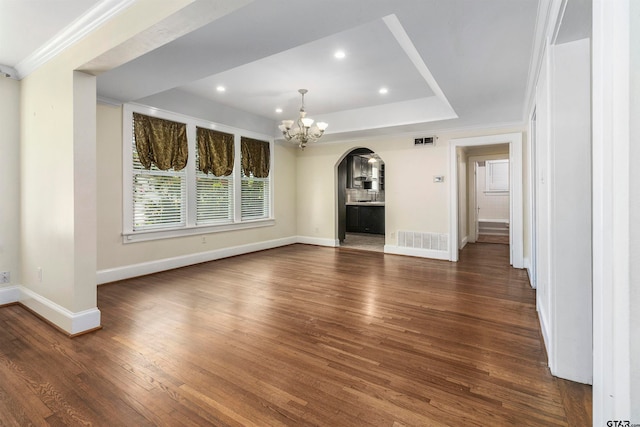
[337,148,385,252]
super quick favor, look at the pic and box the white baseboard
[0,286,20,305]
[296,236,339,247]
[384,245,450,260]
[97,236,298,285]
[537,303,552,370]
[460,235,468,250]
[9,286,101,335]
[523,257,535,289]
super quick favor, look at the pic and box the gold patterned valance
[133,112,188,171]
[241,137,270,178]
[197,127,234,176]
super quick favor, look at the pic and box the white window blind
[241,173,270,220]
[123,104,274,242]
[132,131,186,231]
[196,159,234,225]
[486,159,509,192]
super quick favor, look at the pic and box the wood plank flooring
[0,243,591,426]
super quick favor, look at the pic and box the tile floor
[340,232,385,252]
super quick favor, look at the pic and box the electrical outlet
[0,271,10,284]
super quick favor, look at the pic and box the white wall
[0,77,20,302]
[295,126,523,252]
[534,45,552,365]
[592,0,634,420]
[630,0,640,420]
[534,37,592,384]
[550,38,592,383]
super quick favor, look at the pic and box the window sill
[122,218,275,243]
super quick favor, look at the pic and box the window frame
[122,103,274,243]
[484,159,510,194]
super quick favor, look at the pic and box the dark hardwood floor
[0,243,591,426]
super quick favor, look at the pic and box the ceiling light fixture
[334,50,346,59]
[278,89,328,150]
[216,85,226,92]
[379,87,388,94]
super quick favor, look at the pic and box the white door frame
[449,132,523,267]
[528,107,537,288]
[592,0,631,421]
[467,154,510,244]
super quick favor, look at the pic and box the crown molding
[0,64,19,80]
[522,0,566,121]
[14,0,136,80]
[97,95,124,106]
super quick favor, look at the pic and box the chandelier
[278,89,328,149]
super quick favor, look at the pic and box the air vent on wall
[398,231,448,251]
[414,136,436,146]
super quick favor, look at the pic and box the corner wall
[17,0,199,334]
[0,77,20,304]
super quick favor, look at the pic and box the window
[485,159,509,193]
[196,127,234,225]
[240,137,271,220]
[131,113,188,231]
[132,154,187,231]
[123,105,274,242]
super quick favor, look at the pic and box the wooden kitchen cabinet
[346,205,385,234]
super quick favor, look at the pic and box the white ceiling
[2,0,548,141]
[0,0,100,68]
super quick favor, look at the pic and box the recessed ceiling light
[334,50,346,59]
[216,86,226,92]
[275,108,283,113]
[379,87,388,94]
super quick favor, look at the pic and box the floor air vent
[397,231,448,251]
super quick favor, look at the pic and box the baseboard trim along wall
[384,245,450,260]
[295,236,340,247]
[0,285,20,305]
[97,236,299,285]
[98,236,453,285]
[523,257,535,289]
[0,285,101,335]
[538,304,552,373]
[460,235,469,250]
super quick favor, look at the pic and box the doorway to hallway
[474,158,510,245]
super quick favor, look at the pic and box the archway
[336,148,385,252]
